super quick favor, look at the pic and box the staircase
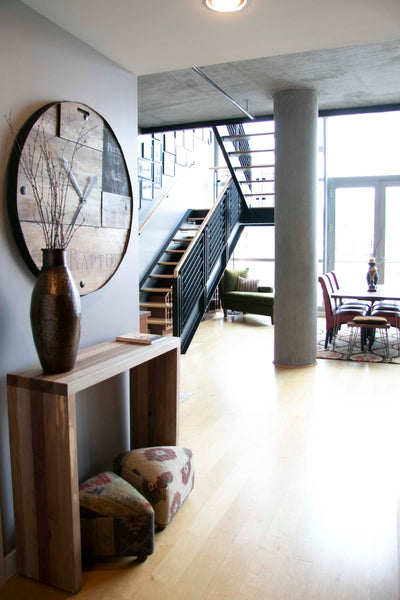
[139,124,276,353]
[140,209,208,335]
[214,123,275,219]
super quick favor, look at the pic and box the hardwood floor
[2,313,399,599]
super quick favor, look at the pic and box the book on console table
[116,332,164,345]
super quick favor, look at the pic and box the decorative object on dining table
[367,257,379,292]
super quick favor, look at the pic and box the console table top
[7,335,180,396]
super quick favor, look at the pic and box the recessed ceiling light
[205,0,248,13]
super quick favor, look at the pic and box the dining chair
[318,275,369,349]
[370,299,400,311]
[325,271,371,311]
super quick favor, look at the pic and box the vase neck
[42,248,67,268]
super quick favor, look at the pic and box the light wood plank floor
[2,313,400,599]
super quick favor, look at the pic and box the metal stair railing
[173,179,246,353]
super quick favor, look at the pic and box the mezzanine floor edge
[1,313,399,600]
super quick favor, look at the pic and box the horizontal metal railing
[172,179,245,352]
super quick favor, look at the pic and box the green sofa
[219,268,274,324]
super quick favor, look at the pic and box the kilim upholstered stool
[347,315,390,360]
[79,472,154,562]
[113,447,194,529]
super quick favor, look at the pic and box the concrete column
[273,88,318,367]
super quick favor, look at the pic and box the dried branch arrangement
[7,114,93,249]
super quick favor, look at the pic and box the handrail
[173,179,231,278]
[138,163,195,233]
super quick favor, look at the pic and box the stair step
[165,249,185,253]
[244,193,275,197]
[141,287,172,293]
[234,164,275,170]
[228,149,274,156]
[148,318,173,325]
[239,179,274,184]
[140,302,173,308]
[180,227,199,231]
[221,132,274,141]
[188,217,205,221]
[172,238,193,242]
[158,262,179,266]
[149,274,174,279]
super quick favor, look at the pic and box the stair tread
[245,192,275,197]
[234,164,274,169]
[239,179,274,184]
[221,132,274,141]
[148,318,173,325]
[140,302,173,308]
[158,262,179,266]
[180,227,199,231]
[228,149,274,155]
[149,274,174,278]
[172,238,192,242]
[166,249,185,253]
[141,287,172,293]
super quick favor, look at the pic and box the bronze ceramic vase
[30,249,81,373]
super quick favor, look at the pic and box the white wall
[0,0,139,556]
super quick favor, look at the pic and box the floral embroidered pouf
[113,447,194,528]
[79,472,154,561]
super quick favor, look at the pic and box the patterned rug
[317,323,400,364]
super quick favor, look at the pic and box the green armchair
[219,268,274,324]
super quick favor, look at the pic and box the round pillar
[273,88,318,367]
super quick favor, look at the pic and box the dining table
[330,285,400,353]
[331,284,400,304]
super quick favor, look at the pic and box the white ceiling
[20,0,400,128]
[20,0,400,76]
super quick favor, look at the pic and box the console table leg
[8,385,81,593]
[130,347,180,448]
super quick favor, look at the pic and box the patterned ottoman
[79,472,154,561]
[113,447,194,528]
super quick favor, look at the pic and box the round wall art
[7,101,133,295]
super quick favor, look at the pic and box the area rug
[316,323,400,364]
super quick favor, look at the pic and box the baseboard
[4,550,16,582]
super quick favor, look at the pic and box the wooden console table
[7,336,180,593]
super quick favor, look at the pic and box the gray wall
[139,162,213,281]
[139,148,214,282]
[0,0,139,555]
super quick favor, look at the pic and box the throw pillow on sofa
[237,276,259,292]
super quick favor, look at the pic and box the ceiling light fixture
[205,0,248,13]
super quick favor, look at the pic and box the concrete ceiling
[20,0,400,129]
[138,40,400,129]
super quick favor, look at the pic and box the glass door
[327,181,376,287]
[327,177,400,288]
[383,184,400,285]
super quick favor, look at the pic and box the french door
[326,176,400,287]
